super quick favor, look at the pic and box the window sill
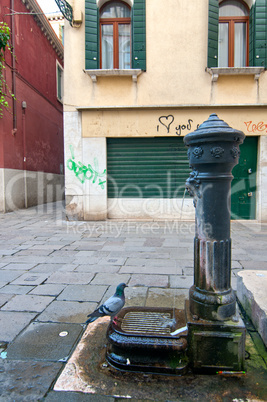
[84,69,143,82]
[206,67,265,82]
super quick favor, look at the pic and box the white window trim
[96,0,133,9]
[56,60,64,103]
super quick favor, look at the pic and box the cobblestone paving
[0,201,266,400]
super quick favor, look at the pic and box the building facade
[0,0,64,212]
[63,0,267,221]
[48,12,64,44]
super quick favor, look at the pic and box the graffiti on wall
[157,115,199,136]
[244,121,267,133]
[67,145,106,189]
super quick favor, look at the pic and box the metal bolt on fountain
[106,114,246,374]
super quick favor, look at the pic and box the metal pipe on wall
[11,0,17,135]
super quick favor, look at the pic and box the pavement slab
[0,311,37,342]
[1,294,54,313]
[239,260,267,270]
[75,264,120,273]
[0,285,34,295]
[6,322,83,362]
[29,283,66,296]
[57,285,108,302]
[46,272,94,285]
[11,272,49,286]
[1,263,37,271]
[0,270,24,283]
[128,274,169,287]
[124,286,148,307]
[169,275,193,288]
[119,264,183,275]
[146,288,189,309]
[30,263,77,273]
[0,294,13,308]
[90,273,130,286]
[37,300,97,324]
[0,359,62,401]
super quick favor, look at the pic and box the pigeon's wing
[102,295,125,316]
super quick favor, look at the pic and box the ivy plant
[0,21,15,118]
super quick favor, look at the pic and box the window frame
[99,8,131,69]
[85,0,146,72]
[219,0,249,67]
[56,60,64,103]
[207,0,267,70]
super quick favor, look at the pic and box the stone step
[237,270,267,347]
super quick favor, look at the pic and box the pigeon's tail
[85,308,105,324]
[85,315,99,324]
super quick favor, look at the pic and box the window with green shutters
[85,0,146,70]
[207,0,267,68]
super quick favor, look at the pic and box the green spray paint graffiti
[67,145,106,189]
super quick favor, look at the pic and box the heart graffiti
[159,115,174,133]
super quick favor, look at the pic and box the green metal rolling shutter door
[107,138,191,198]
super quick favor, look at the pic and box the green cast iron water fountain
[106,114,246,374]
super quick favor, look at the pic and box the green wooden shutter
[85,0,99,69]
[251,0,267,67]
[249,3,255,66]
[107,138,191,198]
[132,0,146,70]
[207,0,219,68]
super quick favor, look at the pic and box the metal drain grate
[121,311,175,335]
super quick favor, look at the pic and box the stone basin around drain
[106,307,188,375]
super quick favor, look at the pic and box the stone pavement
[0,201,266,401]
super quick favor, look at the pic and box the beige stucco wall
[64,0,267,221]
[80,107,266,139]
[65,0,267,110]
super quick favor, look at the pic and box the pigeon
[85,283,128,324]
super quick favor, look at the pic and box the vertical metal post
[184,114,245,321]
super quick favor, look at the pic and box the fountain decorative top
[184,113,245,146]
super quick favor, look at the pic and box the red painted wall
[0,0,64,174]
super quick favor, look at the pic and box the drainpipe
[11,0,17,135]
[22,101,27,208]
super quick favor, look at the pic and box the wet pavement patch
[54,317,267,401]
[46,390,114,401]
[5,322,83,362]
[0,359,62,400]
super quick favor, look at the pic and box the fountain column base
[185,301,246,373]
